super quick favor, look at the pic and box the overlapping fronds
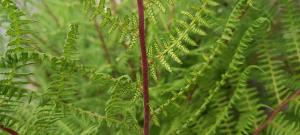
[1,0,300,134]
[175,17,269,134]
[0,2,126,131]
[205,66,264,135]
[153,0,253,116]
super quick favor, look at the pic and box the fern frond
[205,66,262,135]
[184,0,251,86]
[1,0,299,134]
[258,39,290,105]
[61,103,120,124]
[281,0,300,81]
[266,113,300,135]
[145,0,171,23]
[82,1,140,50]
[288,98,300,117]
[176,17,269,134]
[216,110,237,135]
[1,0,34,53]
[153,0,218,72]
[234,74,265,135]
[105,76,140,133]
[0,96,19,127]
[64,24,79,60]
[81,0,107,19]
[153,0,256,117]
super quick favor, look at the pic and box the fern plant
[0,0,300,135]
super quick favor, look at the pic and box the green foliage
[0,0,300,135]
[64,24,79,59]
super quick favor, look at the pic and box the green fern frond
[281,0,300,81]
[145,0,171,23]
[175,17,269,134]
[266,113,300,135]
[1,0,34,53]
[152,0,218,72]
[233,67,265,135]
[234,87,264,135]
[64,24,79,60]
[1,0,300,134]
[0,96,19,127]
[216,110,237,135]
[81,0,107,18]
[62,103,120,124]
[288,98,300,117]
[205,66,263,135]
[258,39,291,105]
[105,76,140,133]
[185,0,251,86]
[153,0,256,117]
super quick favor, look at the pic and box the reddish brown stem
[136,0,150,135]
[252,89,300,135]
[0,125,18,135]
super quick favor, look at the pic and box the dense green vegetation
[0,0,300,134]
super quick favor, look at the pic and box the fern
[281,0,300,81]
[175,17,269,134]
[64,24,79,60]
[258,39,291,105]
[145,0,172,23]
[153,0,252,116]
[1,0,33,53]
[266,113,300,135]
[1,0,300,135]
[151,0,218,73]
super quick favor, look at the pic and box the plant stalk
[252,89,300,135]
[0,125,18,135]
[136,0,150,135]
[110,0,118,14]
